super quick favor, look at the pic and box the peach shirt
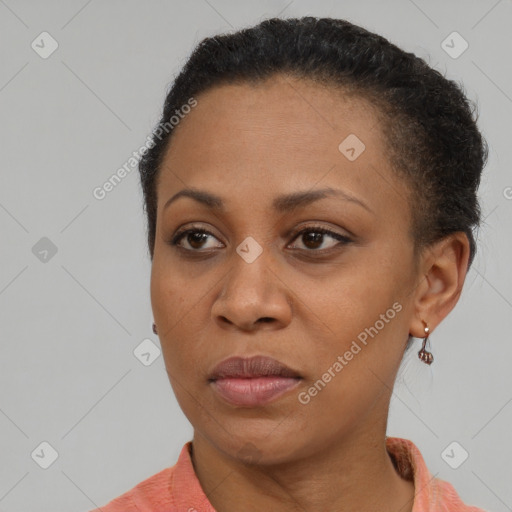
[90,437,489,512]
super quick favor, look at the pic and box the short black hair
[139,16,488,276]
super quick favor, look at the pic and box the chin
[205,425,309,467]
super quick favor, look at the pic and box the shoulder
[88,441,215,512]
[386,436,490,512]
[87,461,177,511]
[432,477,491,512]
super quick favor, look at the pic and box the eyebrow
[163,186,374,214]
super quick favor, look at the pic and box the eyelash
[169,225,352,254]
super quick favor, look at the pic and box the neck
[190,425,415,512]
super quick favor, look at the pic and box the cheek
[297,308,404,438]
[150,259,191,326]
[300,270,407,391]
[150,268,195,375]
[306,268,399,335]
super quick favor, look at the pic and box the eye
[288,226,352,252]
[170,226,223,251]
[169,224,352,253]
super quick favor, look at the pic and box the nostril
[258,317,274,323]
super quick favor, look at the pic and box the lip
[209,355,302,407]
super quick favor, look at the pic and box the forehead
[167,74,382,154]
[157,75,409,217]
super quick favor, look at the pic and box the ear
[409,232,471,338]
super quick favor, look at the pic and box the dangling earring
[152,322,158,335]
[418,321,434,365]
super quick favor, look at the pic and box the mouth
[208,355,302,407]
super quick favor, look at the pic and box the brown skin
[150,74,470,512]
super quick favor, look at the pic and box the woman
[91,16,489,512]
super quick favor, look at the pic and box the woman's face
[150,75,422,463]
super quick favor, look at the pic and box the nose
[211,247,293,332]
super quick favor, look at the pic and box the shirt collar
[168,436,439,512]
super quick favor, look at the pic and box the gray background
[0,0,510,511]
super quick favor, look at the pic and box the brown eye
[184,231,209,249]
[288,227,351,251]
[300,231,324,249]
[171,228,223,251]
[169,225,351,255]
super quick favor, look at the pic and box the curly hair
[139,16,488,276]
